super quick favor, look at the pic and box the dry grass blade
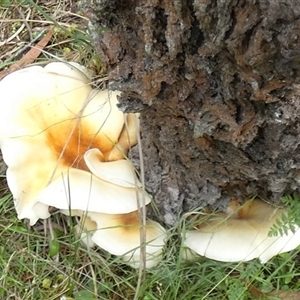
[133,116,147,300]
[0,27,54,80]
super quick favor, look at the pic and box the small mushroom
[0,62,138,225]
[61,209,166,268]
[183,199,300,263]
[88,211,166,268]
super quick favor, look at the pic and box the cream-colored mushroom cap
[183,199,300,263]
[84,148,141,188]
[36,168,151,214]
[63,209,166,268]
[0,62,138,225]
[88,211,166,267]
[61,210,166,268]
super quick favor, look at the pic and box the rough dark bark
[81,0,300,226]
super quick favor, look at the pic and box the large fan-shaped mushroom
[0,62,138,225]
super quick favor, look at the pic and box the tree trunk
[82,0,300,225]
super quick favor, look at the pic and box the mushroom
[60,203,166,268]
[183,199,300,263]
[53,151,165,268]
[51,161,165,268]
[75,210,166,269]
[0,62,166,268]
[0,62,138,225]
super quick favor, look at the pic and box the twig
[0,29,46,62]
[16,7,33,42]
[0,9,31,47]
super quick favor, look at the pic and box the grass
[1,1,300,299]
[1,180,300,300]
[0,0,101,74]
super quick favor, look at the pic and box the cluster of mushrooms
[0,62,165,268]
[0,62,300,269]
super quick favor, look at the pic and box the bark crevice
[82,0,300,225]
